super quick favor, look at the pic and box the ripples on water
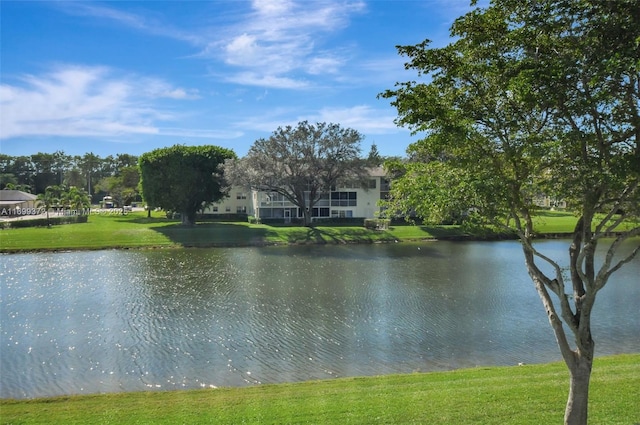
[1,240,639,398]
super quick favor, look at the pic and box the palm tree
[63,186,91,216]
[36,185,62,226]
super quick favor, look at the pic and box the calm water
[1,240,639,399]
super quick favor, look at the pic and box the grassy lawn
[1,212,638,424]
[0,209,588,252]
[1,354,638,424]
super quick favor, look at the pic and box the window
[331,210,353,218]
[212,206,218,212]
[236,193,247,200]
[237,206,247,213]
[330,191,357,206]
[261,192,286,206]
[316,193,330,206]
[339,180,359,189]
[312,207,330,217]
[225,206,231,212]
[259,208,272,218]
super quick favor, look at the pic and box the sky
[1,0,483,159]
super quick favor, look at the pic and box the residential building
[205,167,389,221]
[532,194,567,209]
[0,190,38,216]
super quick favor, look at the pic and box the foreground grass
[0,210,581,252]
[1,354,638,424]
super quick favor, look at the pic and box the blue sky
[1,0,481,159]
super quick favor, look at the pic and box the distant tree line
[0,151,140,204]
[1,138,388,211]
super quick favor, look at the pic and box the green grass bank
[0,210,582,253]
[2,354,638,424]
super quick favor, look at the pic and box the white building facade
[205,168,390,221]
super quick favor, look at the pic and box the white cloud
[56,1,367,90]
[225,72,310,90]
[314,105,403,134]
[56,2,202,45]
[232,104,405,136]
[158,127,243,139]
[225,33,260,66]
[215,0,366,88]
[141,79,201,100]
[305,55,343,75]
[0,65,207,140]
[252,0,294,17]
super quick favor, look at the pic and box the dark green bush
[364,218,391,230]
[3,215,88,228]
[198,213,249,222]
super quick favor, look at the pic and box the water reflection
[1,240,638,399]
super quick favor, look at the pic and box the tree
[51,150,71,186]
[30,152,57,194]
[78,152,101,201]
[36,185,63,226]
[366,143,383,167]
[224,121,367,226]
[380,1,639,424]
[138,144,236,226]
[115,153,138,171]
[64,168,84,189]
[62,186,91,214]
[0,154,16,189]
[0,173,18,189]
[9,155,35,191]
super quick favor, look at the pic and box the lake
[1,240,639,399]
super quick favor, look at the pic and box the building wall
[533,195,567,209]
[204,169,388,220]
[205,171,567,220]
[208,189,252,215]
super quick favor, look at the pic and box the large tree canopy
[138,145,236,225]
[380,1,639,424]
[224,121,367,226]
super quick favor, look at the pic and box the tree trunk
[181,210,196,226]
[522,243,595,425]
[564,353,592,425]
[303,207,312,226]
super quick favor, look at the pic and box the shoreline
[1,352,636,402]
[2,230,632,255]
[1,353,638,425]
[0,233,580,255]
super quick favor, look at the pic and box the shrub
[364,218,391,230]
[197,213,249,222]
[3,215,89,229]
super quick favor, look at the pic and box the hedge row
[252,217,386,227]
[198,213,249,222]
[364,218,391,230]
[1,215,89,229]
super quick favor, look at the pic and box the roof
[0,190,38,201]
[366,166,388,177]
